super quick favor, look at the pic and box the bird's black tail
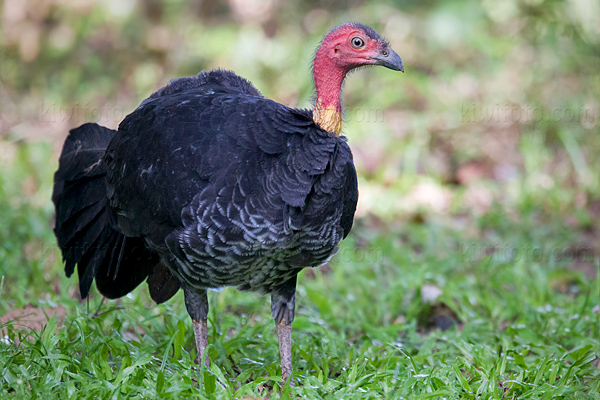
[52,123,160,299]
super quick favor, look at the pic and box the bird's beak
[370,47,404,72]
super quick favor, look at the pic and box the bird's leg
[277,321,292,383]
[271,275,297,385]
[192,319,209,369]
[184,287,209,368]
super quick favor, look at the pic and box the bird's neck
[313,50,347,135]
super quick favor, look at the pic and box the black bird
[52,22,403,383]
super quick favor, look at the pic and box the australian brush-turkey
[52,22,403,383]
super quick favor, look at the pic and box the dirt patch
[0,304,66,343]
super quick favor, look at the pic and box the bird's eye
[350,36,365,49]
[382,49,389,57]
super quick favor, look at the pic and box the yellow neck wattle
[313,99,342,135]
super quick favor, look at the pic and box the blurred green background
[2,0,599,217]
[0,0,599,397]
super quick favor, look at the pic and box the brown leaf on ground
[303,268,316,280]
[302,264,331,280]
[570,259,598,280]
[0,304,66,342]
[588,198,600,220]
[456,161,494,185]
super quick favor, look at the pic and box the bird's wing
[340,157,359,239]
[104,76,344,250]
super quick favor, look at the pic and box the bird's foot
[282,373,295,388]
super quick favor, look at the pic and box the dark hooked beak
[370,47,404,72]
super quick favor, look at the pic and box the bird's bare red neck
[313,42,348,135]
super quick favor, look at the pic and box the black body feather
[52,69,358,303]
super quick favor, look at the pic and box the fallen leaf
[456,161,493,185]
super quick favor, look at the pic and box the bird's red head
[313,23,404,134]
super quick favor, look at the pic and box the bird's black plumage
[53,69,358,305]
[53,22,403,381]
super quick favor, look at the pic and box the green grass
[0,142,598,399]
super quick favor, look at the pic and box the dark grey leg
[184,287,209,368]
[271,275,297,384]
